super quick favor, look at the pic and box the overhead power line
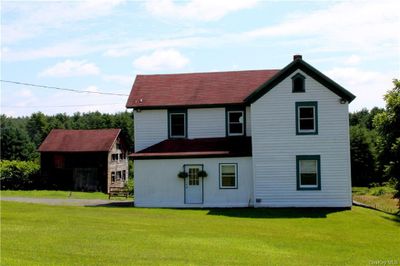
[1,103,123,108]
[0,80,129,96]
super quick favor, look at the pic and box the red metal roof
[130,137,252,159]
[126,70,279,108]
[38,129,121,152]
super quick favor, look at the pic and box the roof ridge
[137,69,280,77]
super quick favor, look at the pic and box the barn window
[111,172,116,183]
[53,154,65,168]
[296,102,318,135]
[116,171,121,181]
[219,163,238,189]
[292,73,305,93]
[168,110,187,138]
[122,170,126,181]
[296,155,321,190]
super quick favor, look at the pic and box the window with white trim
[296,102,318,135]
[169,112,186,138]
[296,155,321,190]
[219,163,238,189]
[227,111,244,136]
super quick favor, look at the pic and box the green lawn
[1,190,131,200]
[1,202,399,265]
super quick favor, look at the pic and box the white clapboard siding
[188,108,226,138]
[246,106,251,136]
[251,70,352,207]
[134,157,253,208]
[134,109,167,152]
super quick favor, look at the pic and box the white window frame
[297,106,316,133]
[219,163,238,189]
[169,112,186,138]
[227,111,244,136]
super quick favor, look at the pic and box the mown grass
[1,190,131,200]
[1,201,399,265]
[353,186,399,214]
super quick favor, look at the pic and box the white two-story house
[126,55,356,208]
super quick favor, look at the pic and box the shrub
[0,160,40,190]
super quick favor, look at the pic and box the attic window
[292,73,305,93]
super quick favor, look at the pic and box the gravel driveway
[1,197,134,207]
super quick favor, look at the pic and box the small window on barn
[219,163,238,189]
[119,153,123,160]
[168,110,187,138]
[292,73,305,93]
[296,155,321,190]
[122,170,126,181]
[112,154,118,161]
[227,110,244,136]
[111,172,116,183]
[53,154,65,168]
[116,171,121,181]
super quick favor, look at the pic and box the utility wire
[0,80,129,96]
[1,103,123,108]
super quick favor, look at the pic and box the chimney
[293,54,302,61]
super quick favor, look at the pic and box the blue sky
[1,0,399,117]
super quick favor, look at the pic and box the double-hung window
[296,155,321,190]
[227,110,244,136]
[168,110,187,138]
[219,163,238,189]
[296,102,318,135]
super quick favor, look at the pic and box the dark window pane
[229,123,243,134]
[170,114,185,136]
[222,176,235,187]
[229,112,243,123]
[300,107,314,118]
[301,173,317,185]
[300,119,314,130]
[293,78,305,92]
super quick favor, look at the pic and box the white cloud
[133,49,189,71]
[324,67,395,111]
[17,88,34,98]
[103,75,134,86]
[145,0,259,21]
[39,60,100,77]
[2,0,125,45]
[1,84,126,117]
[244,1,399,54]
[344,55,361,66]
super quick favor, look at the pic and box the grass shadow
[380,214,400,224]
[206,207,348,219]
[85,201,134,208]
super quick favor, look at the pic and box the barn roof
[38,129,121,152]
[130,137,252,159]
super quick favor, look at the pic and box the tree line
[0,111,134,161]
[350,79,399,202]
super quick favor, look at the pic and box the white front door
[185,166,203,204]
